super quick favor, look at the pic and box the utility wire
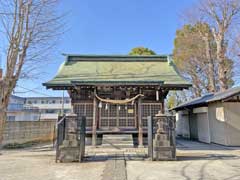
[15,85,55,97]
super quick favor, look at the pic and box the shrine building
[43,55,191,146]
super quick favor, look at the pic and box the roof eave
[172,102,208,111]
[207,91,240,103]
[43,81,191,90]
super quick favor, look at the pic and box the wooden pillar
[161,90,165,114]
[92,88,97,146]
[161,99,165,114]
[138,88,143,147]
[67,90,74,114]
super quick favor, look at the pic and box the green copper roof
[43,55,191,88]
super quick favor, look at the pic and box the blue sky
[15,0,198,97]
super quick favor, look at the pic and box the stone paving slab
[102,159,127,180]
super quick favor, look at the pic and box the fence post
[147,116,153,161]
[55,115,66,162]
[55,116,61,163]
[79,116,86,162]
[53,124,56,148]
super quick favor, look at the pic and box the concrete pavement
[128,139,240,180]
[1,139,240,180]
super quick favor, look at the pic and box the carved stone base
[153,116,176,161]
[57,114,82,163]
[59,146,80,163]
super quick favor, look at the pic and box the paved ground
[128,139,240,180]
[0,145,105,180]
[1,139,240,180]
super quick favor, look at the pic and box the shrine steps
[102,134,134,148]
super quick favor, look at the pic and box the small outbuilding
[173,87,240,146]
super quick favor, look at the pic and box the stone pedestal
[58,114,80,163]
[153,115,176,161]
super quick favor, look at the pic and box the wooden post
[138,88,143,147]
[161,89,168,114]
[92,88,97,146]
[161,97,165,114]
[147,116,153,160]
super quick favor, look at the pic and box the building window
[46,109,55,113]
[41,100,44,104]
[7,116,15,121]
[27,101,32,104]
[64,109,70,113]
[52,100,56,104]
[66,100,70,104]
[34,100,37,104]
[34,116,39,120]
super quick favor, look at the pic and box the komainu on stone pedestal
[58,114,80,163]
[153,115,176,161]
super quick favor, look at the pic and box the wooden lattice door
[99,103,136,130]
[74,103,93,127]
[142,103,162,127]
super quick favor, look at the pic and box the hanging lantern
[118,105,121,110]
[156,90,159,101]
[125,105,128,110]
[98,101,102,108]
[105,103,108,110]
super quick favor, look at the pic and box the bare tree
[0,0,64,146]
[198,0,240,91]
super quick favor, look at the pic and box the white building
[7,95,72,121]
[173,87,240,146]
[7,95,40,121]
[25,97,71,120]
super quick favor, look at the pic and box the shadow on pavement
[177,138,240,151]
[178,153,240,161]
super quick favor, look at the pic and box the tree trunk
[203,36,216,92]
[0,106,7,148]
[215,33,228,91]
[192,74,202,97]
[0,80,15,148]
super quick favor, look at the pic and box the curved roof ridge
[63,54,170,62]
[62,54,170,57]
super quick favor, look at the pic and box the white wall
[224,102,240,146]
[192,107,211,143]
[40,113,58,120]
[30,103,72,110]
[195,112,211,143]
[8,111,40,121]
[208,102,227,145]
[176,110,190,138]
